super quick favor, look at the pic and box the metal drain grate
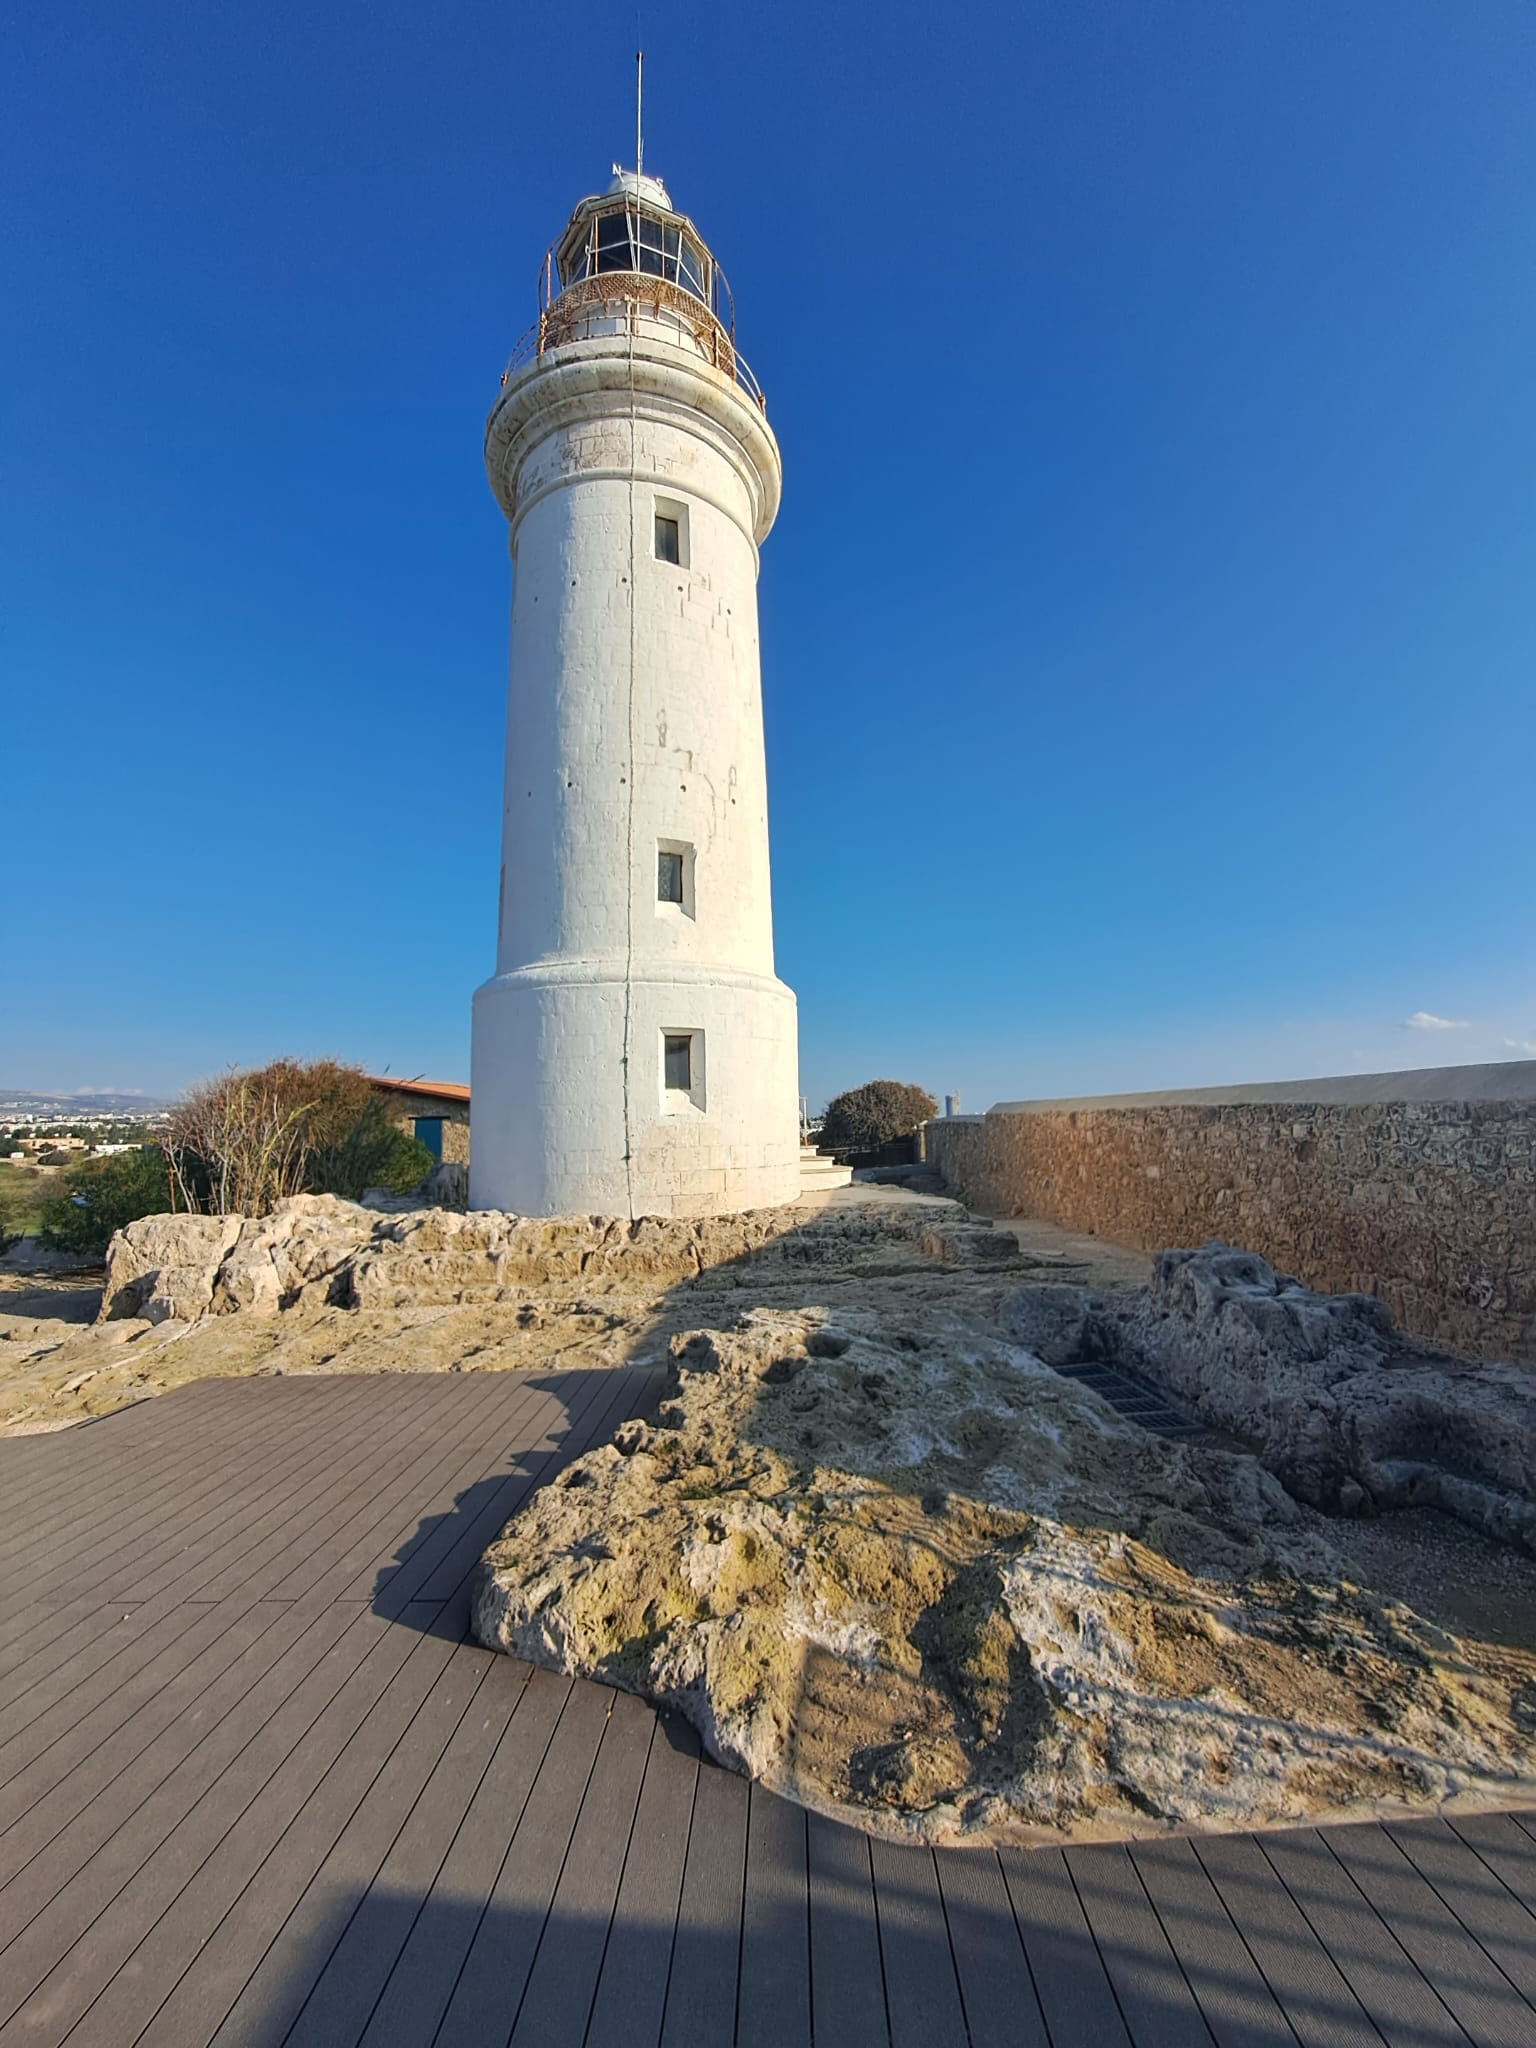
[1052,1360,1205,1439]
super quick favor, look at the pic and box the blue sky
[4,0,1533,1110]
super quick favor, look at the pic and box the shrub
[168,1058,435,1213]
[37,1146,176,1260]
[818,1079,939,1156]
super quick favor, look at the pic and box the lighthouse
[470,166,801,1218]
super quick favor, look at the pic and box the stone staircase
[799,1146,853,1193]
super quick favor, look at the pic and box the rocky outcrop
[1007,1242,1536,1551]
[97,1212,246,1324]
[475,1306,1536,1844]
[99,1194,967,1324]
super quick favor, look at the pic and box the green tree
[37,1146,176,1260]
[819,1079,939,1157]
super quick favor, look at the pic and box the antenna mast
[635,49,644,180]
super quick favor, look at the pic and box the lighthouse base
[469,961,801,1220]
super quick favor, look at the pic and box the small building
[368,1077,471,1166]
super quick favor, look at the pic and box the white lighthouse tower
[470,163,801,1218]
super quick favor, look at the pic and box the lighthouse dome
[606,166,673,211]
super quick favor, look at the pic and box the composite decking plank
[324,1372,565,1600]
[1447,1814,1536,1915]
[1322,1823,1536,2047]
[659,1754,749,2048]
[935,1847,1047,2048]
[1000,1846,1133,2048]
[0,1603,357,1958]
[1066,1842,1217,2048]
[1129,1836,1301,2048]
[0,1601,334,1906]
[0,1379,298,1578]
[737,1783,811,2048]
[124,1646,501,2048]
[0,1374,391,1621]
[806,1813,888,2048]
[404,1368,659,1611]
[431,1674,616,2047]
[869,1836,968,2048]
[356,1664,572,2048]
[265,1653,524,2048]
[5,1373,1535,2048]
[1384,1819,1536,2010]
[0,1598,289,1840]
[0,1602,235,1769]
[584,1711,700,2048]
[507,1685,658,2048]
[228,1371,540,1602]
[1190,1833,1384,2048]
[1261,1826,1471,2047]
[23,1624,463,2048]
[0,1375,441,1659]
[0,1608,414,2039]
[217,1376,573,1613]
[370,1371,619,1608]
[127,1373,474,1604]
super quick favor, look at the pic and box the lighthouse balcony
[501,273,766,412]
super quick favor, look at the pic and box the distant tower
[470,165,800,1217]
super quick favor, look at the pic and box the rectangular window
[656,838,695,917]
[653,495,689,568]
[661,1027,705,1111]
[663,1033,692,1092]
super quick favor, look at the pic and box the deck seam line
[575,1705,659,2048]
[349,1659,536,2048]
[650,1711,703,2048]
[424,1670,578,2048]
[178,1638,501,2048]
[500,1684,621,2046]
[1257,1830,1418,2045]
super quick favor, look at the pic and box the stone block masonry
[923,1062,1536,1364]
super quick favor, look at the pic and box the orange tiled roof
[367,1076,471,1104]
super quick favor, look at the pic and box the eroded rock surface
[1009,1242,1536,1551]
[4,1190,1021,1434]
[475,1306,1536,1845]
[97,1194,985,1325]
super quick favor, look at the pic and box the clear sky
[4,1,1534,1111]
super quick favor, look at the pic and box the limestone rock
[475,1306,1536,1844]
[99,1213,243,1324]
[98,1194,962,1325]
[1092,1242,1536,1549]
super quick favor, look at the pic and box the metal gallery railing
[499,271,766,412]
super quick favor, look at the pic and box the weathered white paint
[471,184,800,1218]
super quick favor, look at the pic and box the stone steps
[799,1149,853,1192]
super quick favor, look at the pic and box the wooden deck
[3,1372,1536,2047]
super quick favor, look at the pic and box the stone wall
[923,1067,1536,1363]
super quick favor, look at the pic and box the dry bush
[168,1059,430,1215]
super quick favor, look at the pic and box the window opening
[664,1034,692,1092]
[655,513,680,564]
[658,849,684,903]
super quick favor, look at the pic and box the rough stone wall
[925,1101,1535,1364]
[375,1094,472,1167]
